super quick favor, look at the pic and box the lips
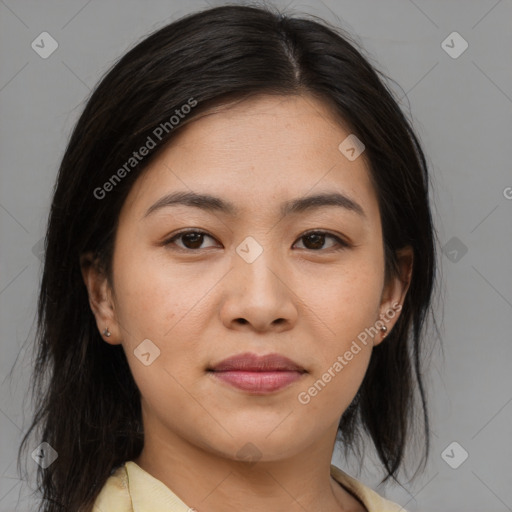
[208,352,306,394]
[209,352,306,372]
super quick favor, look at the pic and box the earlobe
[375,245,414,345]
[79,252,121,345]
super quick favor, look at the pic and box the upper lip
[209,352,306,372]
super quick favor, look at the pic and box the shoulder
[92,464,132,512]
[330,464,408,512]
[91,460,194,511]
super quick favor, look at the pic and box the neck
[133,419,365,512]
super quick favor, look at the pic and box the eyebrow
[143,190,366,219]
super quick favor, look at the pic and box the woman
[20,4,438,511]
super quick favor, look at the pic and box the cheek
[113,245,205,337]
[292,253,383,400]
[298,256,384,343]
[112,247,217,385]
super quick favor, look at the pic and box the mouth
[207,352,307,394]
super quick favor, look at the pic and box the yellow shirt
[92,461,407,512]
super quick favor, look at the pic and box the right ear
[80,252,122,345]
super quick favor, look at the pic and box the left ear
[374,245,413,346]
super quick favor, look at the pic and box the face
[82,94,411,463]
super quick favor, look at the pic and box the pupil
[184,233,203,248]
[306,234,324,249]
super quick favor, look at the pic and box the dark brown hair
[19,4,439,510]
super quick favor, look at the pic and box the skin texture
[81,94,413,512]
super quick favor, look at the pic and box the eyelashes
[163,229,351,252]
[294,230,351,251]
[164,230,217,251]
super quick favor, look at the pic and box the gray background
[1,0,511,510]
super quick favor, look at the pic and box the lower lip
[210,370,304,393]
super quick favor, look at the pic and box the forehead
[119,94,379,224]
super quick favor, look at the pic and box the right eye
[163,229,220,251]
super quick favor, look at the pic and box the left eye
[294,231,349,251]
[165,230,218,250]
[163,230,349,251]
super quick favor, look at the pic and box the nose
[219,245,298,333]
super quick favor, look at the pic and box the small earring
[102,327,111,338]
[380,325,388,338]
